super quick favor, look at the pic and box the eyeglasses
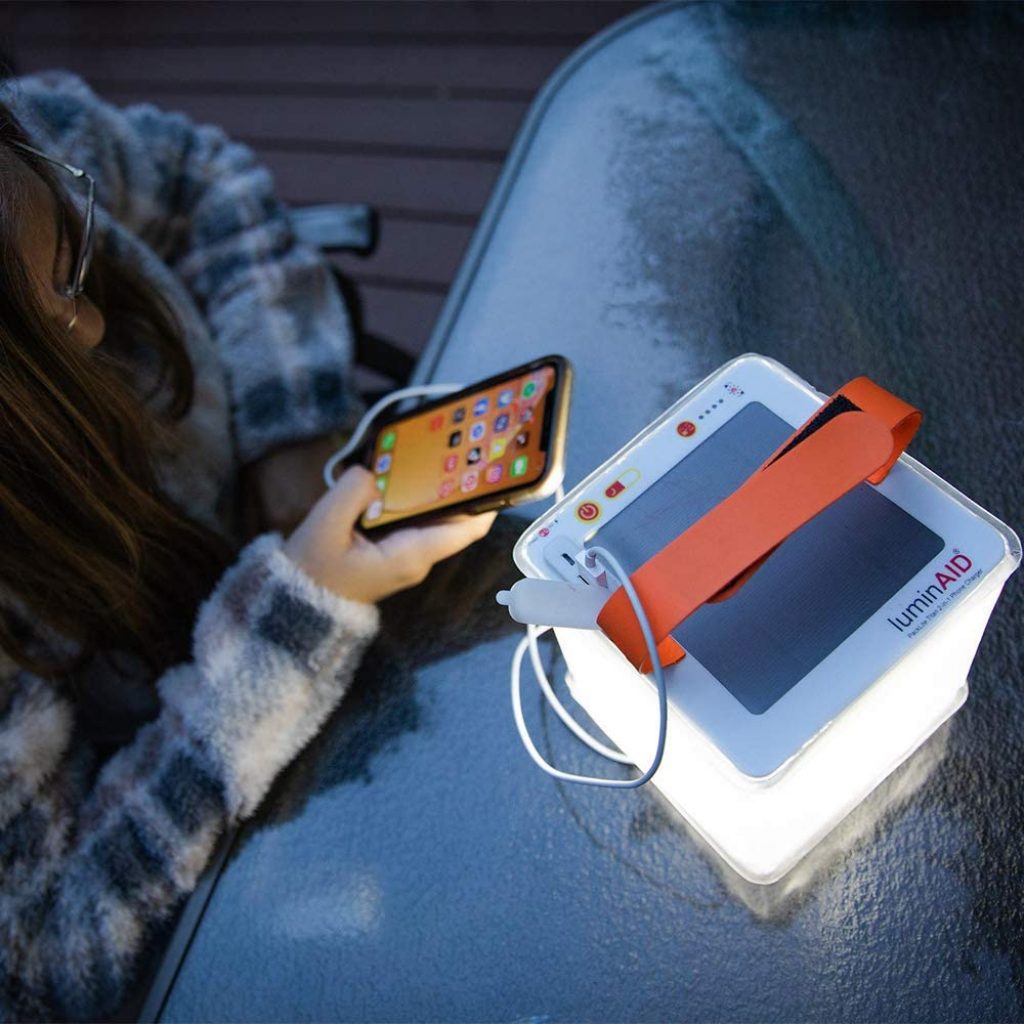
[9,140,96,328]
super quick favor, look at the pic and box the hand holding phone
[359,356,572,532]
[284,466,496,604]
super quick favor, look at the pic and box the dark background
[2,4,1022,1022]
[0,0,641,362]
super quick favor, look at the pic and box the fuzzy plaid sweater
[0,71,381,1021]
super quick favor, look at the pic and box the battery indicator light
[605,467,641,498]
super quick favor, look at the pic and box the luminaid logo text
[887,553,973,633]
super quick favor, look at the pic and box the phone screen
[361,363,559,529]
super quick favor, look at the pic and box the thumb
[318,464,380,533]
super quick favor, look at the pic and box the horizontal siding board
[0,0,638,355]
[328,218,474,289]
[264,149,500,218]
[9,2,641,42]
[89,88,528,154]
[12,40,571,93]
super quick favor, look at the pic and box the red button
[677,420,697,437]
[605,481,625,498]
[576,501,601,523]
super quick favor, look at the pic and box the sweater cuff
[195,531,379,671]
[160,532,380,816]
[253,532,381,665]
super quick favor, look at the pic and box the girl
[0,69,493,1021]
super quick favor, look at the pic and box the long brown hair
[0,100,235,680]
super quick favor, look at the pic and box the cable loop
[511,546,668,789]
[322,383,463,489]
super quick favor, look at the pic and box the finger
[439,510,498,539]
[410,510,497,551]
[380,511,496,568]
[318,465,380,532]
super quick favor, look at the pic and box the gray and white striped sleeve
[0,534,378,1022]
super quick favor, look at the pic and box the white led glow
[513,356,1020,885]
[557,553,1006,884]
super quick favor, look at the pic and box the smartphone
[359,355,572,532]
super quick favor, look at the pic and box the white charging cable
[321,383,666,787]
[513,479,632,766]
[322,383,463,489]
[522,623,634,765]
[518,484,635,749]
[511,544,669,788]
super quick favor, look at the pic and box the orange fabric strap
[596,377,922,672]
